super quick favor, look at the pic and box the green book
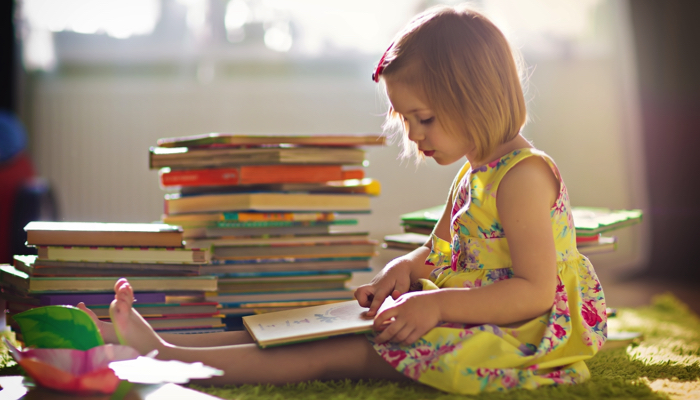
[399,205,443,228]
[399,205,643,237]
[571,208,643,237]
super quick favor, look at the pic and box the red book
[160,165,364,188]
[576,234,601,244]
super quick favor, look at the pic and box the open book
[243,298,394,348]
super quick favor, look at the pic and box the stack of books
[151,133,385,329]
[384,205,643,256]
[0,221,223,337]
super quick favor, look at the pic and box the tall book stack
[0,222,223,338]
[151,133,385,330]
[383,205,643,256]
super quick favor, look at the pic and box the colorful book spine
[160,165,365,188]
[208,256,372,265]
[156,133,386,148]
[39,292,166,306]
[36,246,210,264]
[222,212,335,222]
[214,219,357,229]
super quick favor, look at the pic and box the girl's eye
[419,117,435,125]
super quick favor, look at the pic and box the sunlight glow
[19,0,608,70]
[264,22,293,52]
[22,0,160,38]
[225,0,250,42]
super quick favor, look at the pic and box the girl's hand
[354,258,412,317]
[372,291,441,345]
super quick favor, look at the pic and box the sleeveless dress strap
[488,148,563,194]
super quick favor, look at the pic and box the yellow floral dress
[369,148,607,394]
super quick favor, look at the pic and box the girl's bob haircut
[379,4,527,164]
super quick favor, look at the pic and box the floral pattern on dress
[370,148,607,395]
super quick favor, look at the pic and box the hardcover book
[184,232,368,249]
[182,224,335,239]
[149,146,367,169]
[36,246,210,264]
[177,178,380,197]
[243,298,394,348]
[38,292,166,306]
[210,289,355,307]
[13,255,201,277]
[216,273,350,294]
[213,219,357,229]
[383,233,430,251]
[141,316,225,331]
[159,165,357,188]
[198,258,371,276]
[163,211,336,229]
[24,221,183,247]
[156,133,386,148]
[88,302,219,318]
[399,205,643,237]
[0,264,217,293]
[577,235,617,255]
[571,208,643,237]
[211,240,377,261]
[164,192,371,215]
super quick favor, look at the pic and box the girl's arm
[356,186,454,316]
[374,157,559,344]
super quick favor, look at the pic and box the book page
[243,298,395,347]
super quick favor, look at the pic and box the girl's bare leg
[77,302,254,347]
[109,279,408,385]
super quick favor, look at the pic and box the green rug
[193,294,700,400]
[2,294,699,399]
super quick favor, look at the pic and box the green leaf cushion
[12,306,104,350]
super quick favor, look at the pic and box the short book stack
[0,221,223,338]
[383,205,643,256]
[151,133,385,330]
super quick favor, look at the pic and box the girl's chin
[433,154,466,166]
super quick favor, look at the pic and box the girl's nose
[407,126,425,143]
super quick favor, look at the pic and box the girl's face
[385,78,472,165]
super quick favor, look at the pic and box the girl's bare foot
[76,302,120,344]
[109,278,165,356]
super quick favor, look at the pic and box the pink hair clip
[372,44,393,82]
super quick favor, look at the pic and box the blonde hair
[379,4,527,163]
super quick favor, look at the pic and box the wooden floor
[598,270,700,316]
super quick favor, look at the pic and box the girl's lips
[422,150,435,157]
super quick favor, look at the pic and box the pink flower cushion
[5,339,139,395]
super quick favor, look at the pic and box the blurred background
[1,0,698,294]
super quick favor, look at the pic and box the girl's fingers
[373,306,397,330]
[395,279,411,296]
[367,288,391,317]
[354,286,373,307]
[393,326,415,344]
[374,318,405,344]
[403,330,423,345]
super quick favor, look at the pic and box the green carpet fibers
[1,294,699,399]
[192,294,700,400]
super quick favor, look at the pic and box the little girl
[80,4,607,395]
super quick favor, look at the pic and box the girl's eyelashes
[399,114,434,125]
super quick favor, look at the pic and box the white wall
[27,4,648,285]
